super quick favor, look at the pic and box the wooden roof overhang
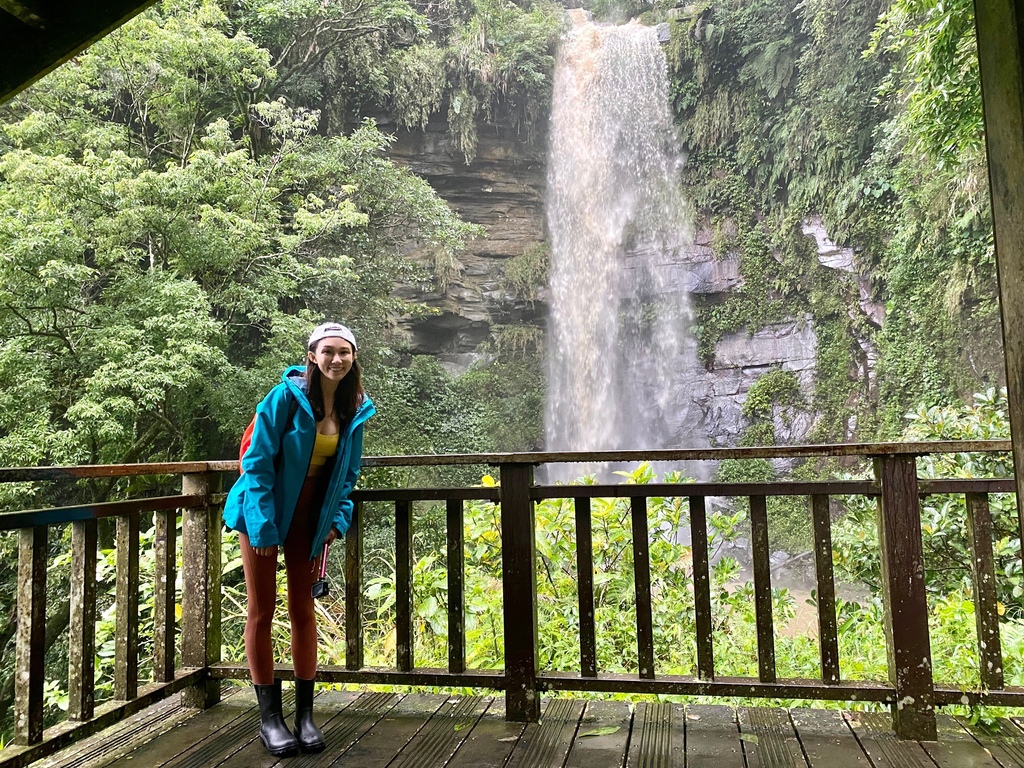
[0,0,156,104]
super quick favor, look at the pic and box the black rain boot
[255,681,300,757]
[292,677,326,753]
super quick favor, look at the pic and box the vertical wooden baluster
[14,525,47,745]
[575,497,597,677]
[966,492,1004,690]
[396,499,413,672]
[500,462,539,722]
[346,500,364,670]
[631,496,655,680]
[115,512,140,700]
[749,495,776,683]
[447,499,466,674]
[153,508,177,683]
[181,472,222,709]
[69,519,97,720]
[811,495,840,684]
[689,495,715,681]
[875,454,935,741]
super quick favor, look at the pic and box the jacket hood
[282,365,308,389]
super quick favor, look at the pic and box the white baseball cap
[308,322,357,351]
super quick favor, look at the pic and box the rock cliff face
[383,118,874,449]
[381,114,549,372]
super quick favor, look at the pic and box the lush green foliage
[385,0,563,162]
[0,0,480,485]
[0,0,534,733]
[835,388,1020,610]
[670,0,1001,443]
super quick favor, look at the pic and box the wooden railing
[0,441,1018,766]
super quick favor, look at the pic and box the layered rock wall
[383,118,876,449]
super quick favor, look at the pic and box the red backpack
[238,396,298,474]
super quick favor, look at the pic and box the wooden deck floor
[25,687,1024,768]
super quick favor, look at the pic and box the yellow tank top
[307,431,339,476]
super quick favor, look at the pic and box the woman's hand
[312,528,342,574]
[252,546,276,557]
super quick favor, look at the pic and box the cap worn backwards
[308,322,357,352]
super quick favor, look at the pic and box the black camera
[312,542,331,599]
[311,579,330,599]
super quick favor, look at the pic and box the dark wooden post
[966,493,1004,690]
[811,495,841,685]
[500,462,539,722]
[631,497,656,680]
[874,455,936,741]
[153,509,177,683]
[395,500,413,672]
[447,499,466,674]
[689,496,715,680]
[181,472,221,708]
[14,525,47,745]
[114,512,140,700]
[574,497,597,678]
[749,495,776,683]
[345,501,364,670]
[68,519,97,720]
[974,1,1024,525]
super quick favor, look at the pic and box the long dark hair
[305,340,364,422]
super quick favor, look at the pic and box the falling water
[545,15,697,465]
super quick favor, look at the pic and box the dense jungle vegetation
[0,0,1014,741]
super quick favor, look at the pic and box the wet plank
[505,698,585,768]
[738,707,806,767]
[789,708,870,768]
[161,690,295,768]
[920,714,1003,768]
[683,705,743,768]
[845,711,936,768]
[445,700,526,768]
[37,694,200,768]
[327,693,444,767]
[565,700,632,768]
[958,716,1024,768]
[277,692,399,768]
[101,689,257,768]
[387,695,490,768]
[219,691,358,768]
[625,701,685,767]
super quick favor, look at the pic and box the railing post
[181,472,222,709]
[153,509,177,683]
[14,525,47,745]
[346,500,364,670]
[874,455,936,741]
[500,462,539,722]
[114,512,140,701]
[68,519,97,720]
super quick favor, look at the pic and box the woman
[223,322,375,757]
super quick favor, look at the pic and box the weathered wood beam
[0,1,157,104]
[975,1,1024,516]
[180,472,221,709]
[0,0,45,30]
[500,463,539,722]
[875,455,936,741]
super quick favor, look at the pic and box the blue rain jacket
[223,366,376,559]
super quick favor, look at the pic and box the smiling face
[308,336,355,383]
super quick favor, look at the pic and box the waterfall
[545,15,698,464]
